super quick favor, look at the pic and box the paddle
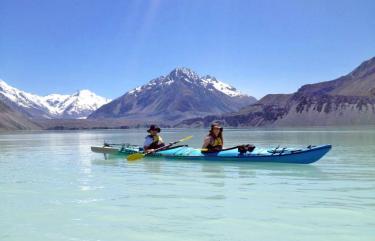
[103,142,132,147]
[200,146,240,153]
[200,145,255,153]
[126,135,193,161]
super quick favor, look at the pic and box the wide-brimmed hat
[147,125,161,133]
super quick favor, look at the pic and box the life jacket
[147,134,164,149]
[206,135,223,152]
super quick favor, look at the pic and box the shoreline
[2,125,375,133]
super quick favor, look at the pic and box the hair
[209,123,223,141]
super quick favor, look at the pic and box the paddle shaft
[104,143,129,146]
[126,135,192,161]
[201,145,239,153]
[145,136,192,155]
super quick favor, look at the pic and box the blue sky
[1,0,374,99]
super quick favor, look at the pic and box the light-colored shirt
[143,135,163,148]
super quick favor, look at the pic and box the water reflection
[91,158,122,167]
[142,159,162,174]
[91,154,325,182]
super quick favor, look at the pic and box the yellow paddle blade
[179,135,193,142]
[126,152,145,161]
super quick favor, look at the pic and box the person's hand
[146,149,155,154]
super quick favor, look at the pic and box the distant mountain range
[88,67,257,121]
[0,80,110,119]
[177,57,375,127]
[1,57,375,131]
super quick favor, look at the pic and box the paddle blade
[91,146,119,154]
[179,135,193,143]
[126,153,145,161]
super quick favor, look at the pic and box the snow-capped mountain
[128,70,245,97]
[0,79,110,119]
[89,67,257,121]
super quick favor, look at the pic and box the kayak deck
[91,144,332,164]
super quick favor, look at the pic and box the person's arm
[202,136,211,149]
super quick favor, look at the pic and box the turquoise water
[1,128,375,241]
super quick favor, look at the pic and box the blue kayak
[91,144,332,164]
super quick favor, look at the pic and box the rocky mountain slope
[0,100,41,130]
[89,68,256,122]
[0,80,110,119]
[177,57,375,127]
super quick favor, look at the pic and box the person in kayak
[202,123,224,152]
[143,125,165,153]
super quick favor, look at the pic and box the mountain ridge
[89,67,257,122]
[0,80,110,119]
[176,56,375,127]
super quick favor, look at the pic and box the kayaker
[202,123,224,152]
[143,125,165,153]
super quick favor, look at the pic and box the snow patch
[128,86,142,95]
[164,79,174,85]
[201,77,243,97]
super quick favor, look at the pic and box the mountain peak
[168,67,200,81]
[0,79,110,119]
[90,68,257,121]
[127,68,249,98]
[74,89,95,97]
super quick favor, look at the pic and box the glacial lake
[1,127,374,241]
